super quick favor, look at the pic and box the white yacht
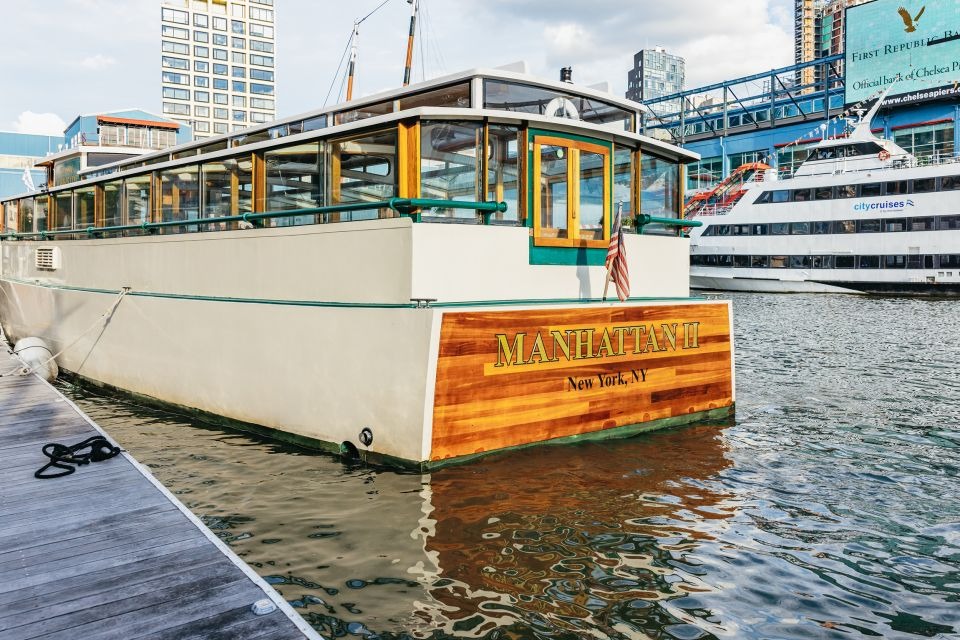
[686,94,960,296]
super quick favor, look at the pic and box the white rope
[1,287,130,378]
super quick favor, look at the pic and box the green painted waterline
[1,277,709,309]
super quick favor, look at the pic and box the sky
[0,0,795,136]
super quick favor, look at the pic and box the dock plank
[0,347,318,639]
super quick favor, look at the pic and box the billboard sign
[845,0,960,106]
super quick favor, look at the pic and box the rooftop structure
[161,0,277,139]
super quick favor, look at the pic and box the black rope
[34,436,121,479]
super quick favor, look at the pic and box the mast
[346,21,360,101]
[402,0,419,86]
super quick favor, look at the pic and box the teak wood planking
[430,302,733,461]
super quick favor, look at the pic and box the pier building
[161,0,277,139]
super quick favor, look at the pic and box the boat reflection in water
[404,424,734,638]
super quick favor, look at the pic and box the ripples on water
[62,293,960,639]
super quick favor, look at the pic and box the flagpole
[603,201,622,302]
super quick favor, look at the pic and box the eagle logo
[897,5,925,32]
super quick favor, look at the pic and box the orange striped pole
[402,0,418,86]
[346,21,359,101]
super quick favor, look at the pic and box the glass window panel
[539,144,568,238]
[420,121,481,221]
[202,155,253,228]
[54,192,73,230]
[125,174,152,234]
[264,142,323,226]
[75,186,96,230]
[484,80,633,131]
[330,130,398,221]
[640,153,679,235]
[612,146,634,232]
[103,180,123,229]
[34,196,48,233]
[19,198,34,233]
[579,149,605,240]
[860,183,882,197]
[159,165,201,232]
[398,83,471,110]
[913,178,936,193]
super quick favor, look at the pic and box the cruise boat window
[488,126,522,225]
[857,219,881,233]
[75,186,96,230]
[770,190,789,203]
[910,217,934,231]
[883,218,906,232]
[814,187,832,200]
[791,189,811,202]
[484,80,634,131]
[770,256,788,268]
[912,178,937,193]
[159,164,201,232]
[334,100,393,126]
[421,121,482,222]
[53,192,73,231]
[837,220,855,233]
[859,183,882,197]
[790,255,811,268]
[330,130,398,220]
[790,222,810,235]
[103,180,123,229]
[613,146,634,232]
[538,144,569,239]
[884,181,908,196]
[835,256,855,268]
[751,255,769,268]
[751,224,768,235]
[812,256,833,269]
[125,174,152,234]
[836,185,856,199]
[770,223,789,235]
[641,153,680,235]
[907,254,923,268]
[34,197,48,233]
[733,255,750,267]
[202,156,253,227]
[3,201,16,232]
[714,225,731,236]
[579,149,606,240]
[398,83,471,110]
[938,215,960,230]
[941,255,960,268]
[733,224,751,236]
[884,255,907,269]
[859,255,881,269]
[941,175,960,190]
[264,142,323,225]
[813,221,831,234]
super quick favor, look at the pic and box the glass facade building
[625,48,685,118]
[161,0,276,139]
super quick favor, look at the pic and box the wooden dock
[0,345,322,640]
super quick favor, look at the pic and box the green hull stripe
[1,277,707,309]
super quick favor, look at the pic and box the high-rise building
[626,48,685,117]
[161,0,276,139]
[795,0,870,88]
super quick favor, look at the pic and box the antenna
[345,21,359,101]
[402,0,419,86]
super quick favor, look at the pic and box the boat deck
[0,346,320,640]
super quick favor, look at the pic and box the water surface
[63,293,960,639]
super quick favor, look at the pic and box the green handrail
[0,198,509,240]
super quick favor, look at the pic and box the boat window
[484,80,634,131]
[714,225,731,236]
[125,174,152,233]
[770,255,788,268]
[75,186,96,230]
[197,140,230,155]
[53,157,81,187]
[330,129,397,220]
[103,180,123,229]
[733,224,751,236]
[612,145,634,232]
[753,191,771,204]
[421,121,482,222]
[883,218,906,232]
[733,255,750,267]
[836,220,855,233]
[717,255,733,267]
[912,178,936,193]
[790,222,810,235]
[812,255,833,269]
[855,142,884,156]
[159,164,201,232]
[813,221,831,234]
[814,187,832,201]
[884,255,907,269]
[941,255,960,268]
[858,255,880,269]
[835,185,856,199]
[398,82,471,110]
[770,190,790,203]
[641,153,680,235]
[302,115,326,132]
[486,125,522,225]
[941,175,960,190]
[202,155,253,227]
[770,223,789,235]
[3,200,17,232]
[538,144,569,239]
[857,219,880,233]
[790,255,811,268]
[334,100,394,126]
[32,197,47,233]
[53,192,74,231]
[264,142,323,225]
[751,224,768,235]
[938,215,960,230]
[859,183,881,197]
[909,217,934,231]
[835,255,855,268]
[578,148,606,241]
[884,181,908,195]
[791,189,811,202]
[751,255,769,268]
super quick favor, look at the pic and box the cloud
[77,54,117,70]
[12,111,67,136]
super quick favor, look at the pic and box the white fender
[13,337,59,382]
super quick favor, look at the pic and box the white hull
[690,274,861,294]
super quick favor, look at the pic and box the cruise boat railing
[0,198,699,240]
[776,149,960,180]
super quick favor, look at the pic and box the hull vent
[35,247,61,271]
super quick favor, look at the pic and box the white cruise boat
[687,94,960,296]
[0,66,735,469]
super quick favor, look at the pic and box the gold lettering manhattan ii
[494,322,701,369]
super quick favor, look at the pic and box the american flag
[605,203,630,302]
